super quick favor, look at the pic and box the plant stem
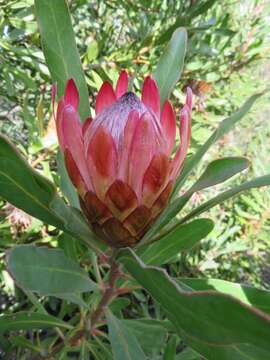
[90,250,120,332]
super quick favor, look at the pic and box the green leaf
[86,40,99,62]
[0,312,72,332]
[143,157,249,242]
[55,293,88,310]
[138,219,214,265]
[24,290,48,315]
[172,92,263,197]
[7,245,96,295]
[57,150,79,208]
[153,27,187,106]
[80,341,90,360]
[35,0,90,120]
[0,334,11,353]
[106,311,147,360]
[0,135,103,253]
[164,335,177,360]
[190,157,250,192]
[175,347,200,360]
[58,232,78,261]
[189,0,217,18]
[185,336,270,360]
[50,198,105,253]
[109,298,131,316]
[0,135,62,229]
[121,319,167,354]
[10,336,40,353]
[51,200,106,253]
[180,174,270,224]
[179,278,270,315]
[118,249,270,359]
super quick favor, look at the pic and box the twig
[90,249,121,332]
[31,149,54,168]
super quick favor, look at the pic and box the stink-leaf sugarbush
[54,72,192,247]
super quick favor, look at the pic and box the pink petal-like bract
[54,73,192,248]
[142,75,160,118]
[161,100,176,156]
[115,70,128,98]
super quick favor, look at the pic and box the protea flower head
[53,71,192,248]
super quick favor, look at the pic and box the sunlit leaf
[35,0,90,120]
[153,27,187,106]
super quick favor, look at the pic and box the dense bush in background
[0,0,270,358]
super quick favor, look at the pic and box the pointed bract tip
[142,75,160,117]
[95,81,116,115]
[64,78,79,109]
[115,70,129,99]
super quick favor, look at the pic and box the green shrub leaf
[179,278,270,315]
[121,319,167,355]
[118,249,270,359]
[0,312,72,332]
[7,245,96,295]
[106,310,147,360]
[35,0,90,120]
[138,219,214,265]
[153,27,187,106]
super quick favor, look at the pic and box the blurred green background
[0,0,270,323]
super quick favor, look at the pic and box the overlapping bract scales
[53,71,193,247]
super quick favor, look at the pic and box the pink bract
[53,71,192,248]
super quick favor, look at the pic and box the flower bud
[53,71,192,248]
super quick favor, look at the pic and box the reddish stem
[90,252,120,332]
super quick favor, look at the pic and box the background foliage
[0,0,270,359]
